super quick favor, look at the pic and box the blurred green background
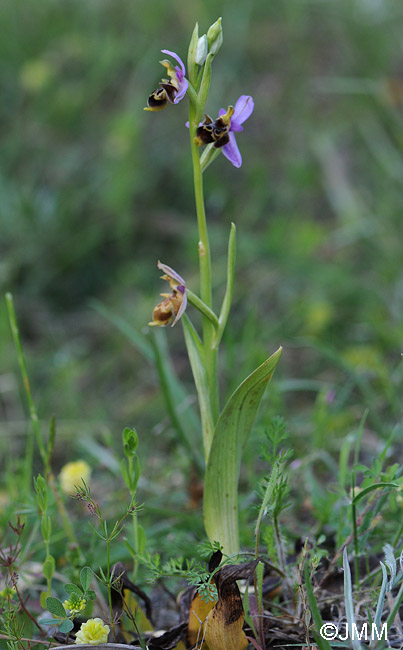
[1,0,403,513]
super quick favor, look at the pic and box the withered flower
[149,261,187,328]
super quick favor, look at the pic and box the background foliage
[1,0,403,552]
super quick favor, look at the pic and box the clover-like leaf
[59,619,74,634]
[80,566,93,592]
[65,583,83,596]
[46,597,66,618]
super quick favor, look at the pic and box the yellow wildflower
[75,618,110,645]
[63,595,87,614]
[59,460,91,495]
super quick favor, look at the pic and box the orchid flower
[145,50,188,111]
[219,95,254,167]
[148,261,187,327]
[192,95,254,167]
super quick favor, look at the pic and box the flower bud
[195,35,208,65]
[207,17,223,56]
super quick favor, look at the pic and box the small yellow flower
[63,595,87,614]
[59,460,91,495]
[75,618,110,645]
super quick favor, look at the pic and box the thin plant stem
[104,534,116,641]
[188,109,219,431]
[5,293,46,464]
[132,508,138,581]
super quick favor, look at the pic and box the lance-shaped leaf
[204,347,282,556]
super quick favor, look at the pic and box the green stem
[105,535,116,640]
[189,117,212,309]
[132,507,138,580]
[5,293,46,464]
[189,110,219,429]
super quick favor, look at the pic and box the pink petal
[232,95,254,125]
[173,77,188,103]
[230,121,243,132]
[171,291,187,327]
[157,261,186,286]
[222,132,242,168]
[161,49,186,77]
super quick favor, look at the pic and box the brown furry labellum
[195,114,230,148]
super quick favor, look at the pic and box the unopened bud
[196,35,208,65]
[207,17,223,56]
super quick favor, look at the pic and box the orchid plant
[146,19,282,556]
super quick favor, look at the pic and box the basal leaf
[204,347,282,555]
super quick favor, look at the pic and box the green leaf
[137,524,147,555]
[59,618,74,634]
[80,566,93,592]
[352,482,398,505]
[65,583,83,596]
[46,596,66,618]
[303,562,332,650]
[203,347,282,555]
[86,590,96,601]
[216,222,236,344]
[42,555,55,582]
[39,618,59,626]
